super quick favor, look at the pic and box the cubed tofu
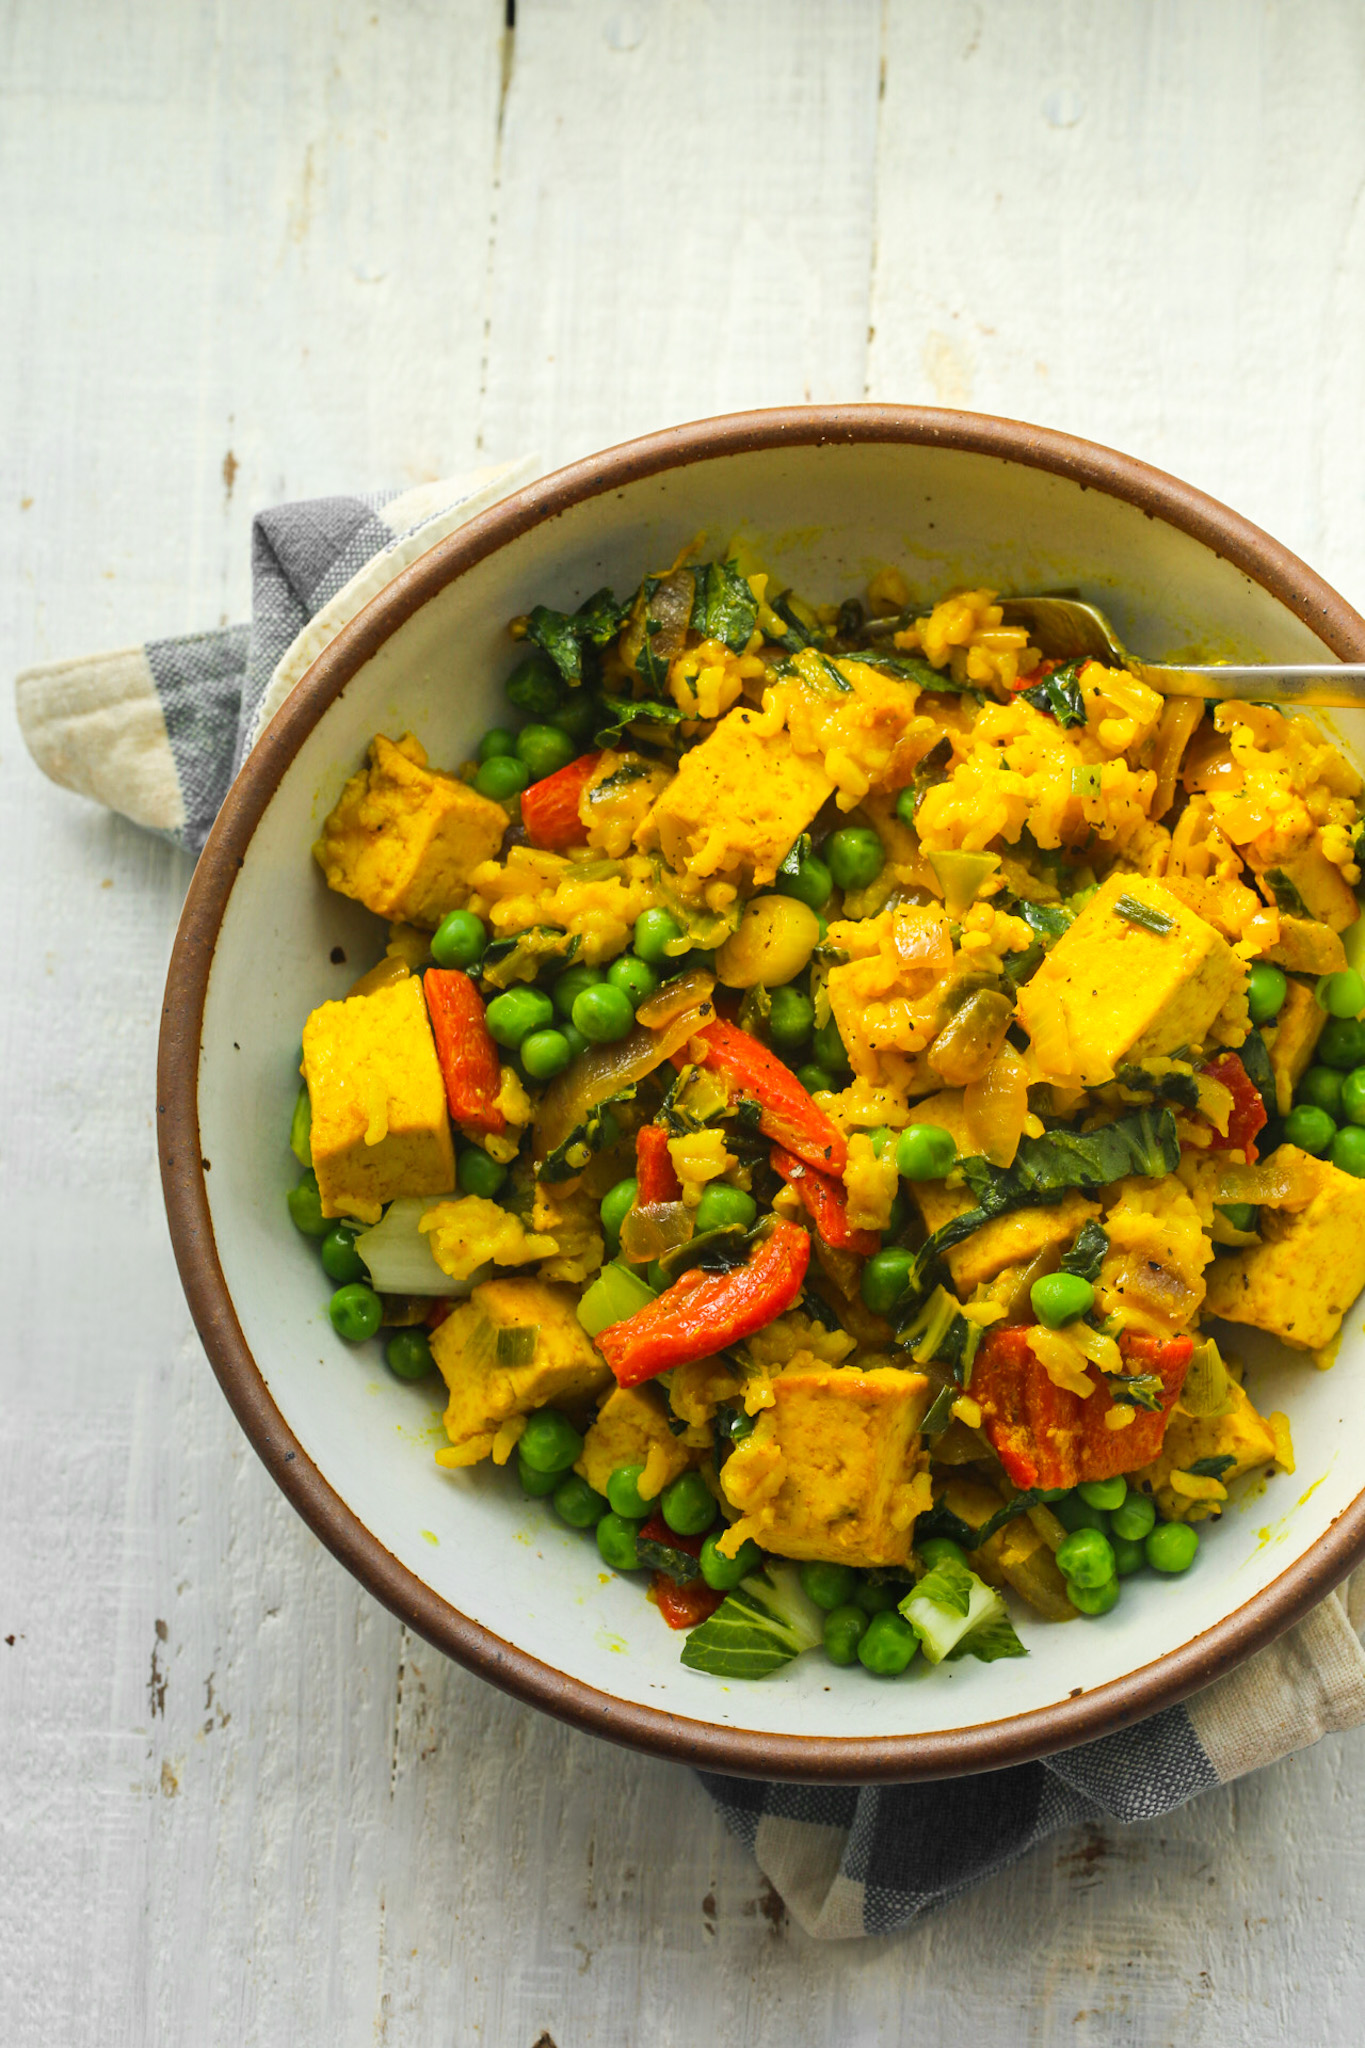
[1132,1381,1279,1523]
[1263,917,1346,977]
[576,1385,692,1501]
[1015,872,1248,1086]
[1267,976,1327,1115]
[302,974,454,1223]
[636,708,833,888]
[899,1088,1102,1291]
[314,732,508,928]
[1203,1151,1365,1350]
[718,1358,931,1566]
[1250,844,1359,933]
[433,1276,612,1467]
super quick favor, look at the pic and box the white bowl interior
[198,439,1365,1743]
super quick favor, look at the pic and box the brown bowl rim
[159,402,1365,1783]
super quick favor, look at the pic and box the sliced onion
[1207,1150,1321,1210]
[619,1200,693,1265]
[635,968,716,1031]
[963,1044,1029,1167]
[534,991,716,1161]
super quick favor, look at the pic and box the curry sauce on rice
[285,556,1365,1679]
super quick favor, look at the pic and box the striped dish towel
[18,471,1365,1939]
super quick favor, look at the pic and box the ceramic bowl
[159,405,1365,1781]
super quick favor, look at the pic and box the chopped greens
[525,588,630,684]
[1060,1219,1110,1282]
[636,1525,702,1583]
[1186,1453,1238,1480]
[595,693,687,748]
[1263,868,1309,918]
[1114,1063,1202,1111]
[478,926,580,990]
[689,559,759,652]
[1114,893,1176,935]
[680,1563,825,1678]
[1104,1372,1164,1412]
[1021,658,1087,727]
[899,1557,1026,1664]
[539,1084,638,1183]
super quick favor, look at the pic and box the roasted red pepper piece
[1200,1051,1267,1162]
[425,1299,455,1331]
[518,750,602,851]
[769,1143,878,1258]
[635,1123,682,1205]
[969,1326,1193,1491]
[596,1219,811,1386]
[653,1573,724,1629]
[678,1018,846,1174]
[422,969,506,1135]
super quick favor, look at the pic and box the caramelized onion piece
[619,1200,693,1265]
[533,991,716,1161]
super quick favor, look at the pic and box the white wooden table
[7,3,1365,2040]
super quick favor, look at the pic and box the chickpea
[715,895,821,990]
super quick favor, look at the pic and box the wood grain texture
[4,2,1365,2043]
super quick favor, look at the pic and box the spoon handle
[1137,664,1365,708]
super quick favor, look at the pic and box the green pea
[1340,1067,1365,1125]
[321,1223,367,1284]
[457,1147,508,1199]
[852,1576,902,1614]
[386,1329,435,1381]
[505,653,564,719]
[1316,967,1365,1018]
[1332,1125,1365,1177]
[1110,1534,1147,1578]
[1216,1202,1258,1232]
[554,963,604,1018]
[518,1452,561,1497]
[1110,1493,1157,1542]
[430,908,487,970]
[1077,1476,1127,1512]
[572,983,636,1044]
[551,691,603,742]
[861,1245,915,1316]
[856,1609,919,1675]
[1030,1271,1096,1328]
[599,1178,638,1255]
[329,1283,383,1343]
[1284,1103,1337,1155]
[520,1028,572,1081]
[916,1536,969,1571]
[811,1017,850,1073]
[1068,1577,1121,1616]
[693,1184,758,1234]
[633,908,686,964]
[825,826,885,893]
[477,726,519,763]
[560,1022,590,1061]
[1145,1520,1199,1574]
[605,1463,651,1520]
[823,1603,870,1666]
[768,986,815,1053]
[553,1473,609,1528]
[1056,1527,1117,1588]
[485,985,555,1049]
[775,848,834,912]
[519,1408,583,1476]
[516,723,578,781]
[474,754,531,802]
[701,1531,762,1591]
[1246,962,1288,1025]
[596,1512,643,1570]
[799,1562,858,1611]
[796,1063,838,1096]
[1316,1016,1365,1069]
[606,954,659,1007]
[660,1470,716,1536]
[896,1124,957,1181]
[287,1170,329,1238]
[1298,1065,1344,1116]
[1053,1495,1109,1535]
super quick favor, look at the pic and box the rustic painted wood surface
[5,2,1365,2040]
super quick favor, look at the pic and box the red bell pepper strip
[678,1018,846,1174]
[422,969,506,1135]
[518,750,602,851]
[1199,1052,1267,1162]
[969,1326,1193,1491]
[654,1573,725,1629]
[596,1219,811,1387]
[635,1123,682,1205]
[769,1144,878,1258]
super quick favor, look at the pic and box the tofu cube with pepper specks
[718,1358,931,1566]
[1133,1381,1281,1522]
[637,710,833,888]
[302,973,455,1223]
[314,732,508,928]
[1202,1150,1365,1350]
[576,1385,692,1501]
[1267,976,1327,1115]
[433,1277,612,1467]
[1016,872,1248,1085]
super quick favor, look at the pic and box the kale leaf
[594,693,688,747]
[525,587,630,684]
[690,560,759,652]
[1060,1218,1110,1281]
[1114,1062,1202,1111]
[1186,1453,1238,1480]
[1021,658,1087,726]
[1263,868,1309,918]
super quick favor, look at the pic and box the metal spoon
[866,594,1365,708]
